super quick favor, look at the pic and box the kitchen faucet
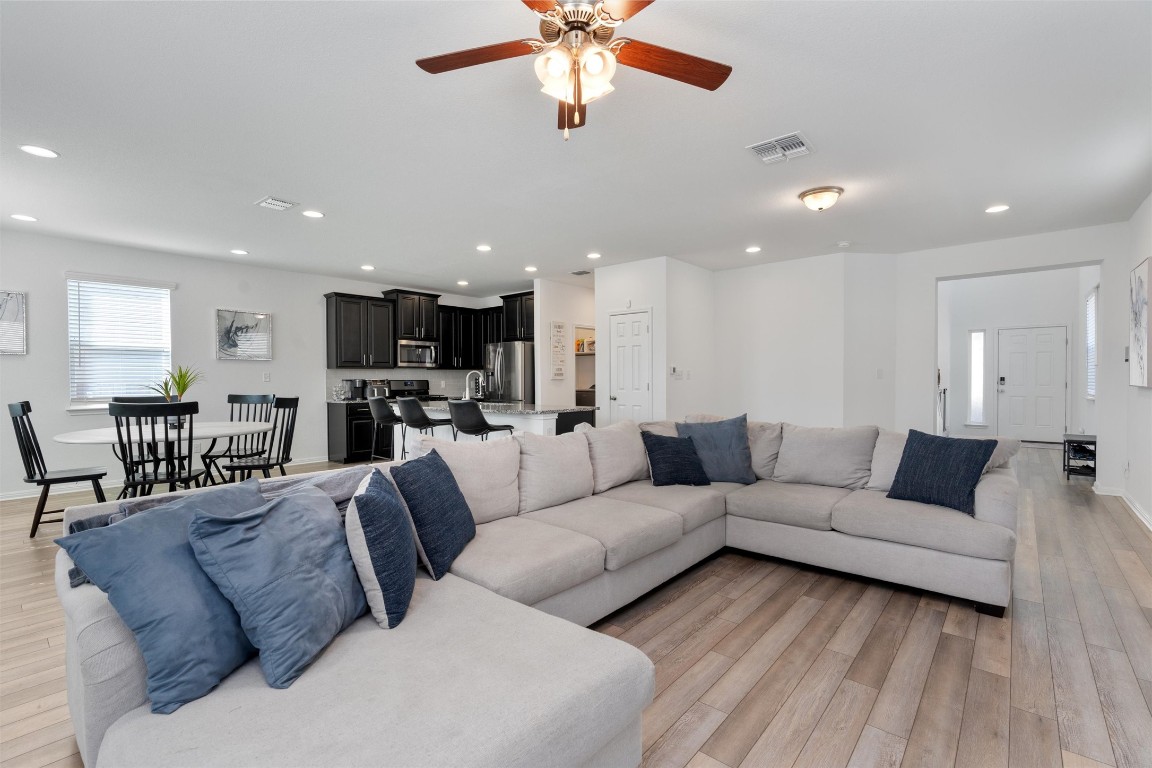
[464,370,484,400]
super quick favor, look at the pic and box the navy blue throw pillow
[390,450,475,580]
[345,470,417,629]
[641,431,711,487]
[55,480,266,713]
[676,415,756,484]
[887,429,997,515]
[189,487,367,689]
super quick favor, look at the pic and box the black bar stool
[448,400,515,441]
[367,397,401,461]
[395,397,453,459]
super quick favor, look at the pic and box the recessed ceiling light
[587,252,602,259]
[19,145,58,158]
[985,204,1010,214]
[10,214,37,222]
[230,249,249,255]
[524,266,538,272]
[302,210,324,218]
[476,244,492,252]
[837,241,851,248]
[360,265,375,271]
[457,280,469,286]
[745,246,761,253]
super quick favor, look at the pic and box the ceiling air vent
[570,269,591,276]
[255,196,298,211]
[746,132,811,165]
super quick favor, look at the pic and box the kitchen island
[393,402,596,455]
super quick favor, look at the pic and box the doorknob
[610,396,617,401]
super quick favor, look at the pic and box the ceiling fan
[415,0,733,139]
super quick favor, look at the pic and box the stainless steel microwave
[396,339,439,368]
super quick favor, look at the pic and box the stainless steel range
[379,379,449,403]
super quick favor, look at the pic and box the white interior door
[996,326,1067,442]
[608,310,652,424]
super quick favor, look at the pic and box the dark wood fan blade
[614,39,732,90]
[557,100,587,130]
[600,0,655,22]
[522,0,556,11]
[416,40,538,74]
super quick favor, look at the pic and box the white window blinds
[67,278,172,402]
[1086,290,1098,397]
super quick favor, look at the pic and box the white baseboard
[1093,485,1125,496]
[0,456,332,503]
[1121,494,1152,535]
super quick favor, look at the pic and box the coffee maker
[341,378,366,400]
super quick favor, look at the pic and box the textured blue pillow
[677,414,756,484]
[641,431,711,487]
[188,487,367,688]
[887,429,998,515]
[345,470,417,629]
[389,450,475,580]
[55,480,265,713]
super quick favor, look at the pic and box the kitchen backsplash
[324,369,473,400]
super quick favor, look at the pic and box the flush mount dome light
[20,145,59,158]
[985,204,1010,213]
[799,187,843,211]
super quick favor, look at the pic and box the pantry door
[607,310,652,424]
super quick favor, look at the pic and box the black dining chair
[109,400,204,497]
[222,397,298,480]
[202,394,275,484]
[395,397,454,459]
[367,397,401,462]
[110,396,171,403]
[448,400,515,441]
[8,401,108,537]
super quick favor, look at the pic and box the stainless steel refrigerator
[484,342,534,404]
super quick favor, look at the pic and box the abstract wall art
[0,291,27,355]
[1131,258,1150,387]
[216,308,272,360]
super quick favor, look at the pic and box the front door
[608,310,652,424]
[997,326,1067,442]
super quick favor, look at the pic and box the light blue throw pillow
[188,487,367,688]
[55,480,265,713]
[676,414,756,484]
[345,470,417,629]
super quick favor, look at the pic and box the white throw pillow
[584,420,649,492]
[516,432,594,514]
[413,436,520,524]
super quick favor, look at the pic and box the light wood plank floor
[2,449,1150,768]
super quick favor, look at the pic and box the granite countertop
[327,399,594,415]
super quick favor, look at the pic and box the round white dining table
[54,421,273,444]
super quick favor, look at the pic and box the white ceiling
[2,1,1149,297]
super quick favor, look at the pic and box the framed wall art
[0,291,27,355]
[1131,258,1149,387]
[216,308,272,361]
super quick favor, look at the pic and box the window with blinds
[67,278,172,402]
[1086,289,1098,398]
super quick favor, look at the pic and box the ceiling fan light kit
[415,1,732,140]
[799,186,844,211]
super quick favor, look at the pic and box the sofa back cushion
[676,415,756,484]
[686,414,782,480]
[414,436,520,523]
[772,424,879,489]
[583,420,650,493]
[639,420,678,437]
[516,431,594,513]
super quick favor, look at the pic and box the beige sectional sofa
[56,417,1018,767]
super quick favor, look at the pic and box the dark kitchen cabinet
[501,292,534,341]
[478,306,504,351]
[438,306,480,370]
[327,402,390,462]
[383,290,440,341]
[325,293,394,369]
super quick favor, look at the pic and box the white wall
[1125,196,1152,522]
[594,258,667,422]
[940,268,1081,438]
[665,259,715,419]
[937,280,953,432]
[843,254,897,428]
[894,222,1132,494]
[532,278,594,409]
[0,230,483,497]
[713,254,846,426]
[1077,265,1102,435]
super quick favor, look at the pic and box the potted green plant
[148,365,203,402]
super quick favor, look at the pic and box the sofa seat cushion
[96,574,654,768]
[724,480,851,531]
[598,480,732,533]
[449,517,605,605]
[524,496,684,571]
[831,490,1017,561]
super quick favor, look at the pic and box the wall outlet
[262,372,271,383]
[439,380,446,389]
